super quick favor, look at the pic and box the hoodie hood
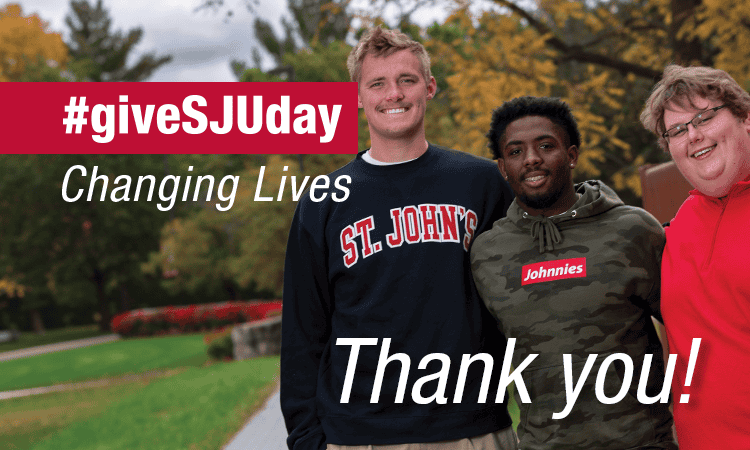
[507,180,624,253]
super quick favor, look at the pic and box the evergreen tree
[65,0,172,81]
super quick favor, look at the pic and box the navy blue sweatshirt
[280,144,514,449]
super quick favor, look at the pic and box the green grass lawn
[0,357,280,450]
[0,325,110,353]
[0,377,148,450]
[0,334,209,392]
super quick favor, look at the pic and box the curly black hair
[487,96,581,159]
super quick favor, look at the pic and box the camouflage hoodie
[471,181,676,450]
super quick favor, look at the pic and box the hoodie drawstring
[527,214,565,253]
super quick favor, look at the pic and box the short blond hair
[346,26,431,84]
[640,64,750,151]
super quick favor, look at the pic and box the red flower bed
[111,300,282,337]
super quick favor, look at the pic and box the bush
[205,328,234,360]
[110,300,282,337]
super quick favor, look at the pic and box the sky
[24,0,457,82]
[27,0,286,82]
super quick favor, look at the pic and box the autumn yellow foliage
[686,0,750,83]
[0,3,67,82]
[0,277,24,297]
[427,8,629,186]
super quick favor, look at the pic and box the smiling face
[663,96,750,197]
[498,115,579,216]
[357,49,436,151]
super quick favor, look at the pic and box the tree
[145,159,295,296]
[65,0,172,81]
[0,3,68,82]
[0,155,173,331]
[425,10,631,188]
[227,0,350,84]
[145,154,353,296]
[140,154,248,301]
[477,0,750,104]
[413,0,750,202]
[143,216,243,299]
[686,0,750,83]
[224,155,350,294]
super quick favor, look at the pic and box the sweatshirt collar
[688,176,750,202]
[510,181,624,253]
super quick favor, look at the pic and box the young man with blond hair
[280,27,515,450]
[641,64,750,449]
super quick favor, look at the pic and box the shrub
[110,300,282,337]
[205,328,234,360]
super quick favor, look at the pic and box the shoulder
[613,205,663,226]
[606,205,665,241]
[295,157,360,212]
[428,146,508,200]
[430,144,498,171]
[471,217,513,259]
[670,193,707,225]
[326,154,362,179]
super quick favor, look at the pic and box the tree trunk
[30,308,46,335]
[93,269,111,332]
[671,0,707,65]
[119,286,131,313]
[224,280,238,300]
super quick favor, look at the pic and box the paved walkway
[224,385,288,450]
[0,368,181,401]
[0,334,120,362]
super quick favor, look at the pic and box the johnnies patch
[521,257,586,285]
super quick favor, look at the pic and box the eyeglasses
[662,105,727,142]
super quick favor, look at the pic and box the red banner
[1,82,359,154]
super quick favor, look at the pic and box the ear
[497,159,508,179]
[567,145,579,169]
[426,76,437,100]
[744,111,750,132]
[358,92,363,109]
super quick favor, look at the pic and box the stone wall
[231,315,282,360]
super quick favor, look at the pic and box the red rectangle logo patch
[521,257,587,285]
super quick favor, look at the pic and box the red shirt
[662,178,750,448]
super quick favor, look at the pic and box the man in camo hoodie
[471,96,677,449]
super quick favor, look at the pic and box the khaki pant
[327,426,518,450]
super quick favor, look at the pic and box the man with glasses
[660,104,726,144]
[641,64,750,449]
